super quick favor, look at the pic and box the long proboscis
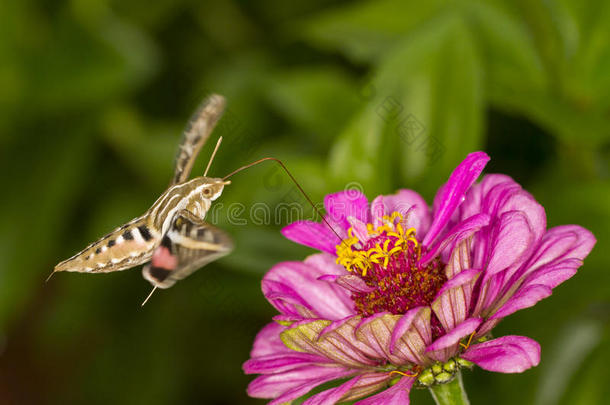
[223,157,344,243]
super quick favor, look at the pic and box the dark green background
[1,0,609,404]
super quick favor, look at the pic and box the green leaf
[535,318,603,405]
[556,323,610,405]
[264,66,361,146]
[299,0,446,63]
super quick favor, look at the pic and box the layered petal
[355,313,404,364]
[303,373,394,405]
[244,352,331,374]
[507,225,596,288]
[282,220,339,254]
[280,318,381,368]
[432,269,481,332]
[371,190,431,235]
[248,365,354,404]
[461,336,540,373]
[420,213,489,266]
[302,375,363,405]
[324,190,370,231]
[262,258,353,320]
[389,307,433,365]
[423,152,490,247]
[484,211,535,277]
[250,322,291,358]
[354,376,415,405]
[485,225,596,321]
[426,318,482,362]
[488,285,552,321]
[318,274,376,294]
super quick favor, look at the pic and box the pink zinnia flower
[243,152,595,404]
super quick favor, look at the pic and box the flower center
[336,212,446,318]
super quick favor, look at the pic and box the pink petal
[389,307,432,365]
[348,216,371,242]
[485,211,535,277]
[423,152,490,248]
[488,284,552,321]
[354,376,415,405]
[319,274,376,294]
[462,335,540,373]
[281,318,380,368]
[420,213,490,266]
[304,252,349,276]
[443,238,472,279]
[282,220,340,254]
[340,373,396,402]
[318,316,381,360]
[250,322,289,358]
[355,313,404,364]
[302,375,364,405]
[324,190,370,231]
[370,196,386,228]
[305,253,357,311]
[263,260,353,320]
[247,365,352,400]
[512,225,596,284]
[522,258,582,290]
[460,174,514,220]
[244,352,330,374]
[484,184,547,245]
[373,190,432,235]
[426,318,482,353]
[432,269,482,332]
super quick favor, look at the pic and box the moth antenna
[223,157,344,243]
[141,286,158,307]
[204,136,223,176]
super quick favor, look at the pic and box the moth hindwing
[52,94,233,291]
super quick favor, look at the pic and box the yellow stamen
[335,212,420,275]
[459,331,476,350]
[389,370,419,378]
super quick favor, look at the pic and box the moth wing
[53,217,158,275]
[142,211,233,289]
[170,94,226,185]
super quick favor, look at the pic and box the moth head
[201,178,230,200]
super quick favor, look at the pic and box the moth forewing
[52,217,159,275]
[171,94,226,186]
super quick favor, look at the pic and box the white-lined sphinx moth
[52,95,233,296]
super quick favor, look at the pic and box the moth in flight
[52,94,233,301]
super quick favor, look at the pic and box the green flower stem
[428,371,470,405]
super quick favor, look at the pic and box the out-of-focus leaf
[328,101,393,197]
[535,318,603,405]
[464,0,547,98]
[474,0,610,145]
[264,66,361,146]
[299,0,446,63]
[0,130,95,330]
[100,104,179,188]
[29,17,157,111]
[556,319,610,405]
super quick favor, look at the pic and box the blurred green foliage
[1,0,609,404]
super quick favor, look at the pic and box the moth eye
[203,188,212,197]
